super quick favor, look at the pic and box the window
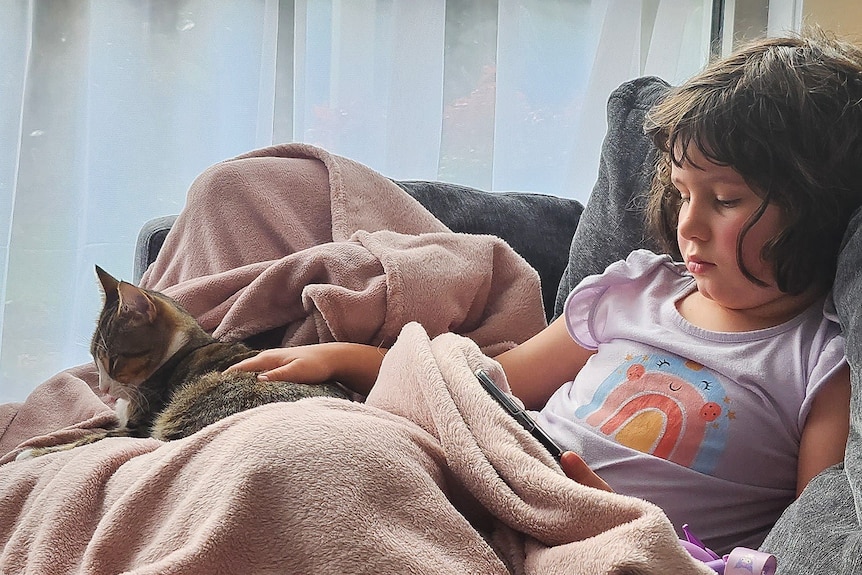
[0,0,716,402]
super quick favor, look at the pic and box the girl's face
[672,146,808,322]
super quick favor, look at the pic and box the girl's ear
[116,281,157,325]
[95,265,120,305]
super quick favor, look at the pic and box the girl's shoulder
[563,249,691,349]
[572,249,688,296]
[619,248,686,276]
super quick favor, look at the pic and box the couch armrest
[134,215,178,284]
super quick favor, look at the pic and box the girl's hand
[560,451,613,492]
[225,342,386,396]
[227,345,335,383]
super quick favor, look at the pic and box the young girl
[228,32,862,552]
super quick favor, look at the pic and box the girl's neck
[675,286,824,332]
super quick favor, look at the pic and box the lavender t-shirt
[537,249,846,552]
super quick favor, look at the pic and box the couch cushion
[553,76,670,317]
[134,215,178,283]
[760,207,862,573]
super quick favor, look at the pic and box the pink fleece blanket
[1,323,711,574]
[0,144,712,573]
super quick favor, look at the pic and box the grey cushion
[760,207,862,573]
[395,181,583,321]
[134,215,178,283]
[553,76,669,317]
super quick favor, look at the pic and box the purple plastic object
[680,525,777,575]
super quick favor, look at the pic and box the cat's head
[92,266,195,399]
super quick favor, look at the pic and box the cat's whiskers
[95,328,109,355]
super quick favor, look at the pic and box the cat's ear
[95,265,120,304]
[117,282,158,325]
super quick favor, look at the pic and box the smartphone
[475,369,564,461]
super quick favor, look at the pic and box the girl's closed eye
[716,197,740,208]
[675,190,739,209]
[672,185,690,203]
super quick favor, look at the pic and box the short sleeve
[563,249,676,349]
[798,318,847,429]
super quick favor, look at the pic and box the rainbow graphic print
[575,353,732,474]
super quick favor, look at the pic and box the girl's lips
[686,258,714,275]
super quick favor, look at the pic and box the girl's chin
[691,282,727,305]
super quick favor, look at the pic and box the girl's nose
[677,200,709,242]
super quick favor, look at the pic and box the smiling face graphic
[575,354,730,473]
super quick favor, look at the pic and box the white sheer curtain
[0,0,712,403]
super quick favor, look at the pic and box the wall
[804,0,862,41]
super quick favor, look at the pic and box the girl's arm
[494,315,596,410]
[228,314,596,410]
[497,317,610,490]
[796,363,851,497]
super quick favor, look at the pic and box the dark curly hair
[644,30,862,295]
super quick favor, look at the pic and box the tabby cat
[23,266,349,456]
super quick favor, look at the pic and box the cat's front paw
[15,431,111,460]
[14,445,69,460]
[15,448,37,460]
